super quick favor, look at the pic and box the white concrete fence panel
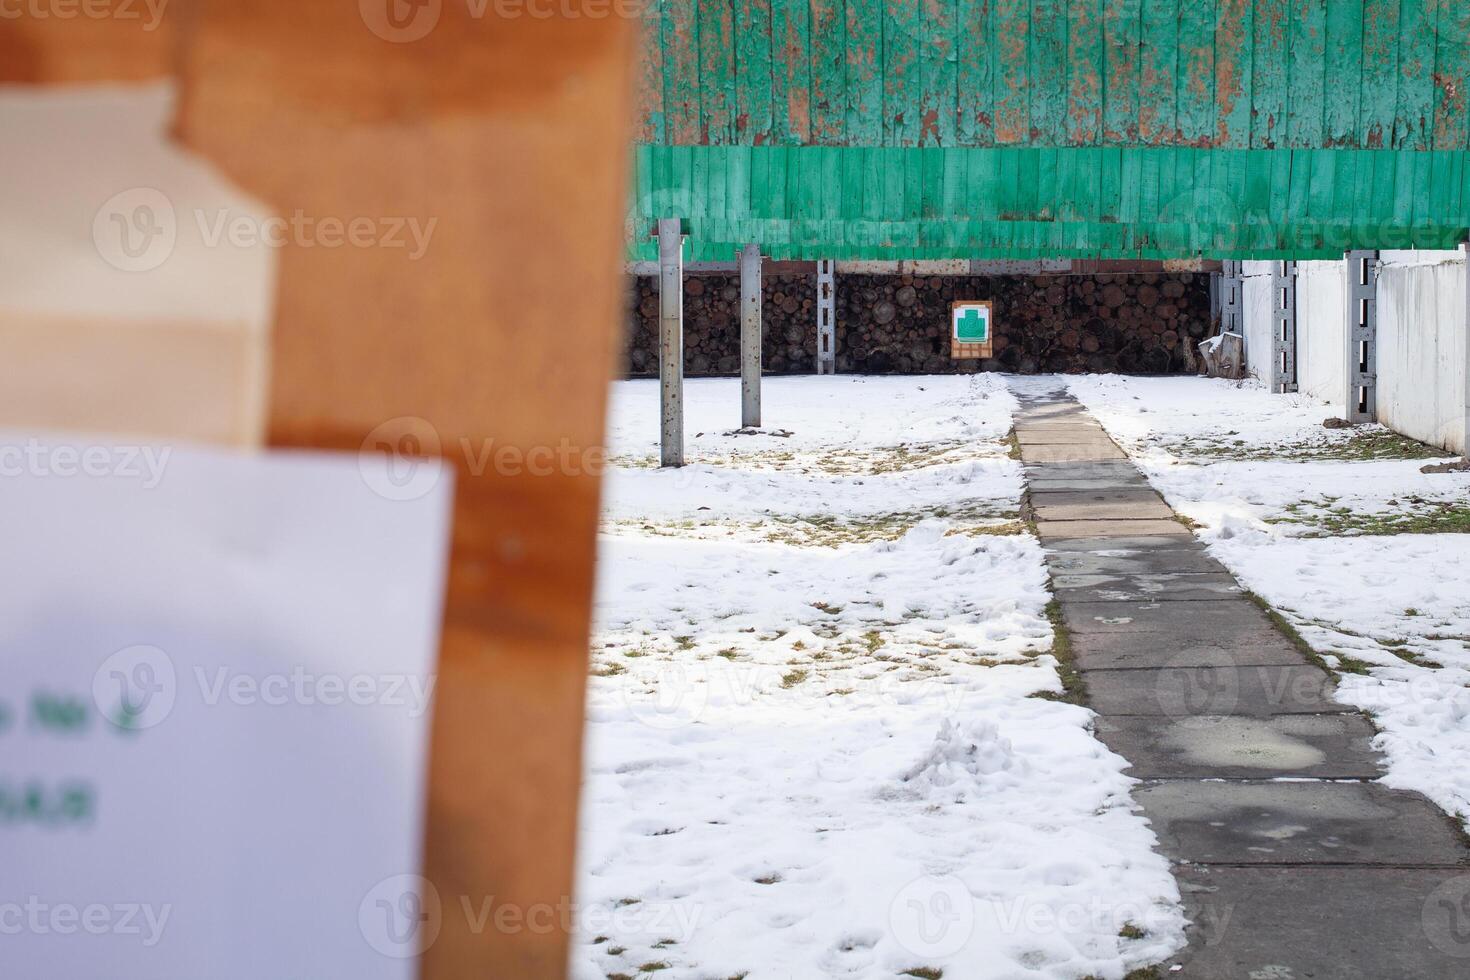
[1240,250,1467,455]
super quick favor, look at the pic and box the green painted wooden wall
[628,0,1470,260]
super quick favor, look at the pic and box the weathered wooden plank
[1102,0,1142,143]
[860,145,887,219]
[1028,0,1068,145]
[902,141,925,214]
[919,0,959,146]
[635,4,667,142]
[696,0,735,143]
[770,0,812,144]
[993,0,1031,142]
[735,0,775,143]
[1394,0,1434,149]
[885,0,924,145]
[1065,0,1103,144]
[1138,0,1179,143]
[1432,0,1470,150]
[1215,0,1253,147]
[809,0,847,143]
[956,0,995,145]
[1322,0,1363,146]
[1360,0,1401,147]
[1286,0,1326,147]
[1175,0,1216,145]
[665,0,703,143]
[1250,0,1288,146]
[921,146,945,215]
[845,0,884,144]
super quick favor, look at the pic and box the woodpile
[625,272,1212,376]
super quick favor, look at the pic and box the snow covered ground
[575,375,1184,980]
[1069,375,1470,826]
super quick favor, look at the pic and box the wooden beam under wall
[173,4,636,977]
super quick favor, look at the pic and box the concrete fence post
[816,260,836,375]
[1463,243,1470,456]
[657,218,685,467]
[739,244,761,428]
[1272,261,1298,394]
[1345,250,1379,424]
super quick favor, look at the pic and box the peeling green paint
[631,1,1470,259]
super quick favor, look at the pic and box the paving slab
[1070,632,1309,670]
[1029,487,1170,504]
[1083,664,1343,718]
[1014,428,1116,445]
[1024,458,1141,473]
[1025,475,1155,492]
[1030,495,1176,521]
[1020,443,1128,462]
[1051,571,1245,601]
[1059,598,1274,636]
[1164,866,1470,978]
[1043,544,1223,571]
[1013,420,1109,432]
[1094,714,1383,779]
[1135,780,1469,867]
[1024,463,1151,489]
[1014,402,1088,416]
[1035,519,1190,540]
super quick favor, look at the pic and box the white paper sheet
[0,436,453,979]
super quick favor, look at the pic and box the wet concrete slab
[1164,866,1470,978]
[1029,487,1172,505]
[1024,463,1152,491]
[1051,571,1245,601]
[1095,714,1383,779]
[1070,632,1308,670]
[1135,780,1470,867]
[1083,664,1342,717]
[1014,401,1089,417]
[1044,547,1226,575]
[1059,598,1274,635]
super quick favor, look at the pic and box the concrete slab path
[1011,381,1470,977]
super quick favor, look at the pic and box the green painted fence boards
[631,0,1470,259]
[628,144,1470,259]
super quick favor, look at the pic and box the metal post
[1210,272,1222,331]
[1271,260,1298,393]
[739,244,762,428]
[1221,259,1243,339]
[1345,249,1379,424]
[657,218,685,467]
[816,259,836,375]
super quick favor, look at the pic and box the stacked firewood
[625,273,1211,376]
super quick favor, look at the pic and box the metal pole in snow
[739,243,762,428]
[657,218,685,467]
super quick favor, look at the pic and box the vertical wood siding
[630,1,1470,259]
[637,0,1470,150]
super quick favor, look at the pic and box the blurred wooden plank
[174,3,634,977]
[0,6,172,82]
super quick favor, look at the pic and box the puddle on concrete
[1165,717,1329,771]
